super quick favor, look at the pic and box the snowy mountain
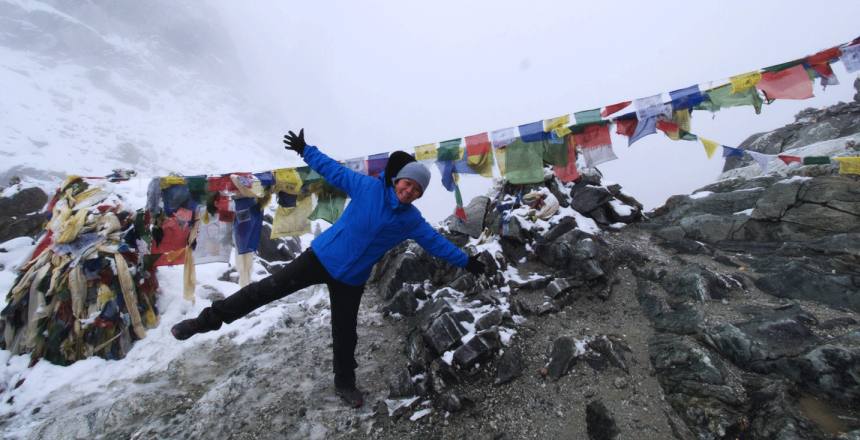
[0,0,287,186]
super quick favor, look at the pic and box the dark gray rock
[586,336,630,373]
[475,309,503,331]
[495,349,523,385]
[453,329,501,368]
[660,264,740,302]
[545,336,577,380]
[387,368,417,398]
[444,196,490,238]
[440,392,463,413]
[679,213,746,243]
[545,278,580,299]
[372,242,437,301]
[423,312,469,354]
[383,285,419,317]
[256,225,302,264]
[0,187,48,217]
[570,184,613,214]
[406,330,431,371]
[0,212,48,242]
[772,330,860,405]
[585,400,619,440]
[754,260,860,313]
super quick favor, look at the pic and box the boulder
[453,329,501,368]
[387,368,417,398]
[423,312,469,354]
[0,187,48,217]
[256,224,301,263]
[0,212,48,243]
[444,196,490,238]
[570,184,613,214]
[383,285,420,317]
[754,259,860,312]
[475,309,503,331]
[495,349,523,385]
[660,265,740,302]
[545,336,577,380]
[585,400,620,440]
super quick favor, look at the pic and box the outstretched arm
[283,129,371,197]
[410,221,469,268]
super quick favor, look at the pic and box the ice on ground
[410,408,433,421]
[689,191,713,199]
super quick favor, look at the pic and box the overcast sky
[210,0,860,222]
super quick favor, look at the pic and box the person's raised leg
[172,249,327,340]
[328,280,365,407]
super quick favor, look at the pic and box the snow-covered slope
[0,0,288,187]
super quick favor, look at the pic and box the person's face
[394,178,423,204]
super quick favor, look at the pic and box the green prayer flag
[695,84,763,114]
[762,59,802,73]
[438,139,462,161]
[309,189,347,224]
[802,156,831,165]
[574,109,602,125]
[504,139,545,184]
[679,130,698,141]
[543,139,568,166]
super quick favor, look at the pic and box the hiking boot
[171,317,209,340]
[335,386,364,408]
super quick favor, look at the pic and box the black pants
[199,249,365,388]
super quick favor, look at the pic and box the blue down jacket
[305,146,468,286]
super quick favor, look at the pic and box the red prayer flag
[615,118,638,137]
[601,101,632,117]
[810,62,835,79]
[778,155,802,165]
[465,132,491,156]
[756,65,814,100]
[151,208,192,266]
[656,120,679,134]
[574,124,611,148]
[806,47,842,65]
[553,136,580,183]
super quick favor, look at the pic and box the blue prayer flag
[670,85,705,110]
[518,121,549,142]
[722,145,745,158]
[629,116,657,146]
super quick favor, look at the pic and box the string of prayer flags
[502,139,545,184]
[454,178,466,220]
[834,157,860,175]
[747,151,773,174]
[151,207,193,266]
[756,64,814,101]
[601,101,631,118]
[192,209,233,264]
[543,137,568,166]
[729,71,762,94]
[552,135,580,183]
[464,133,494,177]
[519,121,549,142]
[695,84,763,114]
[160,175,186,189]
[437,139,463,161]
[842,44,860,73]
[367,153,390,177]
[722,145,745,158]
[309,190,347,224]
[344,157,369,175]
[544,115,571,137]
[415,143,438,162]
[802,156,831,165]
[669,85,705,110]
[700,137,720,159]
[574,109,602,125]
[778,154,802,165]
[656,120,680,140]
[574,123,616,167]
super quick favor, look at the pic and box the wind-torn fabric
[841,44,860,73]
[834,156,860,175]
[695,84,763,114]
[629,116,657,146]
[574,123,616,167]
[414,143,438,162]
[309,189,347,224]
[778,154,802,165]
[634,94,670,120]
[233,197,263,254]
[151,207,193,267]
[193,213,233,264]
[343,157,368,175]
[722,146,745,158]
[437,139,463,161]
[553,135,580,183]
[491,127,518,148]
[756,64,814,100]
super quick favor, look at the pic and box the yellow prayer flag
[553,126,572,138]
[273,168,303,194]
[834,157,860,175]
[414,143,437,161]
[159,175,187,189]
[673,110,691,133]
[271,194,314,238]
[729,71,762,94]
[544,115,570,132]
[495,147,507,175]
[700,137,719,159]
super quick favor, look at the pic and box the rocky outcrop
[0,187,49,242]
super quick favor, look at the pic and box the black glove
[283,129,306,157]
[465,255,486,276]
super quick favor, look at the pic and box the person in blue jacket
[172,129,486,408]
